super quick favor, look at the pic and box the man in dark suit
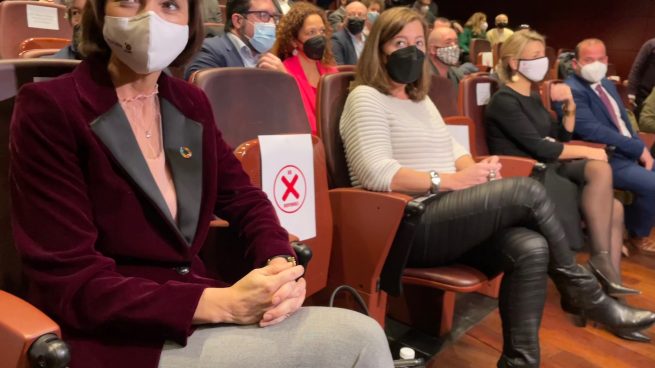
[184,0,285,80]
[331,1,367,65]
[565,38,655,253]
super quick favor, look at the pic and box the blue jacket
[565,74,645,160]
[184,34,245,80]
[331,29,358,66]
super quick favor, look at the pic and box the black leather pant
[408,177,577,367]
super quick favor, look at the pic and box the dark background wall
[436,0,655,79]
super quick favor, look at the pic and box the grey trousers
[158,306,394,368]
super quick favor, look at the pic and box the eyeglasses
[241,11,282,25]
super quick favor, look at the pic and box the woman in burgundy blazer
[9,0,393,367]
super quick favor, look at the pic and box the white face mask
[480,21,488,32]
[517,56,549,82]
[580,61,608,83]
[103,11,189,74]
[435,45,460,66]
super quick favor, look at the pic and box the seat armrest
[477,155,538,178]
[0,290,69,368]
[328,188,412,295]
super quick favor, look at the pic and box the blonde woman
[485,30,647,342]
[457,11,487,61]
[340,8,655,367]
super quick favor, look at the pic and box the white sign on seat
[259,134,316,241]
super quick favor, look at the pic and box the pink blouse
[283,55,338,134]
[116,84,178,221]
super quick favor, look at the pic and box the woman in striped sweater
[339,7,655,368]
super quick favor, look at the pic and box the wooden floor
[430,251,655,367]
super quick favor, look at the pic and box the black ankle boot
[550,264,655,334]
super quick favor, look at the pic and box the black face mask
[346,18,365,35]
[386,45,425,84]
[497,22,508,29]
[302,36,326,61]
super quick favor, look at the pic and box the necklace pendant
[145,131,152,139]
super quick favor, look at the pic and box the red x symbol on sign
[281,174,299,201]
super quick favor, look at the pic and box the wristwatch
[428,170,441,194]
[267,255,297,266]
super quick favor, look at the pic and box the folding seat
[0,1,72,59]
[0,59,79,368]
[316,71,510,336]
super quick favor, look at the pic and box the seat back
[234,136,332,297]
[458,74,499,155]
[19,48,60,59]
[0,59,80,296]
[0,1,72,59]
[335,64,356,72]
[428,75,459,118]
[316,71,355,188]
[469,38,491,63]
[540,79,562,121]
[194,67,310,148]
[492,41,503,66]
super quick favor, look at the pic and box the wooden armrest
[328,188,411,295]
[638,132,655,148]
[568,139,605,149]
[209,217,298,244]
[0,290,63,367]
[477,155,537,178]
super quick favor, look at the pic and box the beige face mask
[103,11,189,74]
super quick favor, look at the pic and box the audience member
[565,38,655,256]
[627,38,655,116]
[433,16,451,29]
[274,0,293,15]
[49,0,86,60]
[202,0,223,23]
[328,0,349,31]
[411,0,436,25]
[638,86,655,133]
[486,13,513,45]
[427,26,464,88]
[331,1,367,65]
[361,0,383,36]
[272,2,337,134]
[486,32,647,342]
[458,11,487,62]
[340,8,655,367]
[9,0,395,366]
[184,0,284,80]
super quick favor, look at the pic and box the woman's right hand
[441,157,502,191]
[192,262,305,325]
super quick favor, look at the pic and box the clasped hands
[193,258,306,328]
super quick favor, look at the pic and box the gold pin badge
[179,146,192,159]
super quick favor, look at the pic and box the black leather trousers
[408,177,578,367]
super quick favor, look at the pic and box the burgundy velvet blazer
[9,58,292,367]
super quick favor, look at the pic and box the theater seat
[316,71,506,335]
[0,1,72,59]
[18,49,60,59]
[193,67,310,148]
[428,75,459,118]
[0,59,79,368]
[469,38,491,64]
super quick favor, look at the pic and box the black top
[485,85,572,163]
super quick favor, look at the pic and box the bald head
[575,38,606,60]
[429,26,458,48]
[495,14,508,24]
[345,1,367,17]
